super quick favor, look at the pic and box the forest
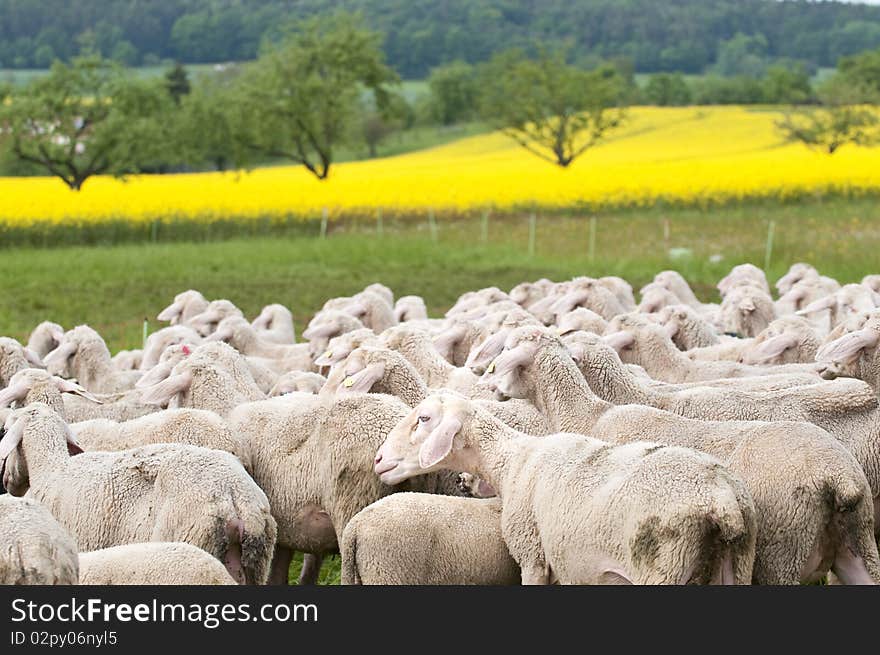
[3,0,880,76]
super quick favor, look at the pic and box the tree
[361,92,410,158]
[478,49,626,168]
[644,73,692,106]
[776,76,880,155]
[837,48,880,100]
[235,12,398,180]
[427,61,478,125]
[713,33,770,77]
[761,65,812,105]
[0,56,175,190]
[165,62,191,105]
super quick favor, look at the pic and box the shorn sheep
[0,403,276,584]
[79,543,237,585]
[341,493,519,585]
[375,393,757,585]
[0,494,79,584]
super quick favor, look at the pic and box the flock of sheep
[2,262,880,585]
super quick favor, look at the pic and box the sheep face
[374,394,471,486]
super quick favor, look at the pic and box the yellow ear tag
[343,377,354,388]
[324,351,332,358]
[487,361,496,374]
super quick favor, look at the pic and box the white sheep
[269,371,327,396]
[375,393,757,584]
[656,304,720,350]
[718,284,776,337]
[79,543,237,585]
[393,295,429,322]
[341,493,519,585]
[1,403,276,584]
[157,290,209,326]
[717,263,770,297]
[0,494,79,584]
[207,316,313,373]
[140,325,202,370]
[738,315,821,365]
[44,326,141,393]
[111,349,143,371]
[26,322,64,360]
[186,299,244,337]
[0,337,43,387]
[487,327,879,583]
[251,304,296,344]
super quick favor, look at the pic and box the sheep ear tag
[418,417,461,469]
[486,360,495,374]
[342,377,354,388]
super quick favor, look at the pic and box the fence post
[150,220,158,243]
[320,207,328,239]
[481,209,489,244]
[663,218,670,244]
[528,212,537,257]
[428,209,438,242]
[377,208,384,236]
[764,220,775,272]
[589,216,597,263]
[142,318,149,349]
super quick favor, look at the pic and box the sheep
[598,276,637,312]
[509,279,554,310]
[0,337,43,387]
[187,299,244,337]
[157,289,209,326]
[776,263,819,296]
[446,287,510,317]
[137,342,265,418]
[549,277,628,322]
[687,339,753,363]
[650,271,702,308]
[738,316,821,365]
[251,304,296,345]
[312,328,379,369]
[227,392,455,585]
[0,494,79,584]
[341,493,519,585]
[717,263,770,297]
[565,329,880,544]
[364,283,394,307]
[44,326,141,393]
[26,321,64,360]
[111,350,143,371]
[394,295,428,322]
[302,311,367,361]
[486,326,880,583]
[637,282,682,314]
[140,325,202,371]
[340,291,396,332]
[375,392,757,585]
[380,325,485,396]
[0,403,276,584]
[207,316,314,373]
[69,408,251,472]
[79,543,237,585]
[0,368,156,424]
[656,304,720,350]
[816,317,880,396]
[604,314,821,383]
[798,284,880,333]
[555,307,608,338]
[269,371,327,396]
[718,284,776,337]
[325,345,550,435]
[863,275,880,295]
[432,320,484,367]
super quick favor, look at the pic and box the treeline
[3,0,880,76]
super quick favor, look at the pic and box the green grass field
[2,197,878,584]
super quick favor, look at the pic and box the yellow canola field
[2,105,880,228]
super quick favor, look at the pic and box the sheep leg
[520,564,550,585]
[267,546,293,585]
[298,553,323,585]
[223,518,247,585]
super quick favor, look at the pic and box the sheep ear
[345,302,368,319]
[797,295,836,316]
[418,416,461,469]
[140,371,192,407]
[664,321,679,338]
[739,299,756,314]
[338,363,385,395]
[23,348,44,368]
[66,427,84,456]
[565,341,586,364]
[602,331,635,352]
[43,341,76,368]
[0,381,30,409]
[490,341,537,378]
[433,325,466,361]
[551,290,588,316]
[465,329,510,372]
[302,322,338,341]
[157,301,184,322]
[54,378,103,404]
[816,328,880,364]
[251,309,270,330]
[745,333,798,364]
[135,362,173,388]
[0,414,27,461]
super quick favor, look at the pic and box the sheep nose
[374,454,382,464]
